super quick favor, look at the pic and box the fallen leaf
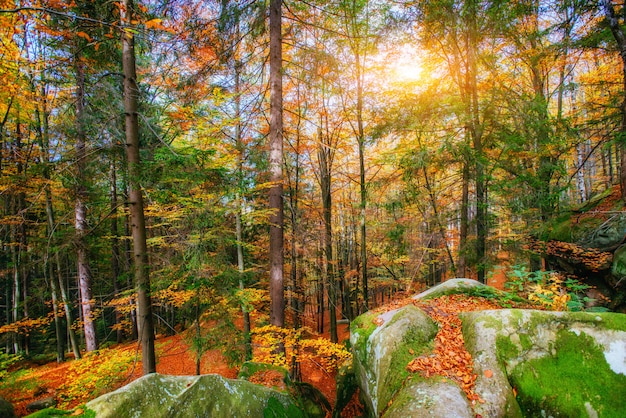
[484,369,493,378]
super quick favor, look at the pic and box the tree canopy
[0,0,624,375]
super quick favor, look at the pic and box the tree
[269,0,284,327]
[121,0,156,374]
[601,0,626,202]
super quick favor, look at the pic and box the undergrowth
[504,265,608,312]
[57,348,136,408]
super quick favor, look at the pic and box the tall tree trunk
[74,58,98,352]
[601,0,626,202]
[234,63,252,361]
[458,161,469,277]
[110,158,124,343]
[269,0,284,328]
[319,134,337,343]
[466,0,487,283]
[356,59,368,311]
[121,0,156,374]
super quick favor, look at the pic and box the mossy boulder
[411,278,484,300]
[383,380,473,418]
[351,280,626,417]
[351,304,438,416]
[85,373,303,418]
[0,396,15,418]
[461,309,626,417]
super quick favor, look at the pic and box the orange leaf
[484,369,493,378]
[145,18,163,30]
[76,31,92,42]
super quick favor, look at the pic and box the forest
[1,0,626,414]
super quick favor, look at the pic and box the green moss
[378,327,435,410]
[496,335,520,364]
[25,407,95,418]
[509,330,626,417]
[518,333,533,352]
[350,311,379,365]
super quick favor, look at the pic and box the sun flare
[394,62,423,82]
[386,45,426,84]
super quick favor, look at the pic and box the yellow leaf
[145,18,163,30]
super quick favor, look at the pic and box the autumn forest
[0,0,625,401]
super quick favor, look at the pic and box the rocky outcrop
[463,308,626,417]
[348,280,626,418]
[85,373,304,418]
[0,396,15,418]
[350,304,438,416]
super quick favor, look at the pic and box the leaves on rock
[527,239,612,272]
[407,294,504,404]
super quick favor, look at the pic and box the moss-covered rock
[85,373,302,418]
[351,304,438,416]
[333,362,358,418]
[461,309,626,418]
[411,278,485,300]
[353,280,626,417]
[382,380,473,418]
[0,396,15,418]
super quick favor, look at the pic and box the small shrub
[0,352,21,379]
[505,266,599,311]
[57,348,136,407]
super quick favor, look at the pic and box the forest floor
[2,314,352,417]
[3,277,510,418]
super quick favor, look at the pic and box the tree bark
[601,0,626,202]
[269,0,284,328]
[234,61,252,360]
[319,131,337,343]
[121,0,156,374]
[110,158,124,343]
[74,57,98,352]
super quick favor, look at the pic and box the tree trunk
[356,61,368,311]
[121,0,156,374]
[74,58,98,352]
[459,161,469,277]
[110,158,124,343]
[319,136,337,343]
[232,51,252,360]
[601,0,626,202]
[269,0,284,328]
[465,0,487,283]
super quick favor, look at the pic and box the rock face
[351,304,438,416]
[349,280,626,418]
[0,396,15,418]
[86,373,303,418]
[462,309,626,417]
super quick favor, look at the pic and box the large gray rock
[384,380,473,418]
[412,278,484,300]
[85,373,301,418]
[462,309,626,418]
[349,279,626,418]
[350,304,438,417]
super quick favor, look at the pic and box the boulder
[348,280,626,418]
[384,380,473,418]
[350,303,438,416]
[462,309,626,417]
[85,373,303,418]
[0,396,15,418]
[411,278,484,300]
[25,396,56,412]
